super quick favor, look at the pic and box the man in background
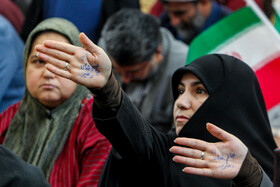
[160,0,231,44]
[99,9,188,133]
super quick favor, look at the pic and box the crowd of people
[0,0,279,186]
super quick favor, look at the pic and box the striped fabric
[0,98,111,187]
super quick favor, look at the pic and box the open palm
[35,33,112,89]
[170,123,248,179]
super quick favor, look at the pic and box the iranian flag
[186,5,280,130]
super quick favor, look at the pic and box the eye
[178,87,185,95]
[196,87,207,94]
[33,59,45,64]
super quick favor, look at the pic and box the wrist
[89,72,122,110]
[233,151,262,187]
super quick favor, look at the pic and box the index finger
[174,137,208,151]
[39,40,79,55]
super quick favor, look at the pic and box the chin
[175,127,182,135]
[39,96,62,108]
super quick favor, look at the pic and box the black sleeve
[233,151,263,187]
[89,71,170,161]
[92,91,157,160]
[90,71,171,187]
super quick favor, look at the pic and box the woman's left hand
[170,123,248,180]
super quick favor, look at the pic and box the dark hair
[101,8,161,66]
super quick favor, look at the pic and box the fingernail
[36,52,39,57]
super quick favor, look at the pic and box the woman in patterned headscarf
[0,18,111,187]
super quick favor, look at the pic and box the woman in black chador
[35,33,277,187]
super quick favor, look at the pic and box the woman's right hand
[35,33,112,89]
[170,123,248,180]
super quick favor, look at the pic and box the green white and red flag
[186,3,280,132]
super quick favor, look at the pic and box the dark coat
[0,145,50,186]
[93,54,277,186]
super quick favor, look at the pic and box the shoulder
[76,95,108,142]
[0,15,24,59]
[160,27,188,53]
[76,94,94,127]
[0,102,21,118]
[0,15,13,30]
[0,15,23,44]
[0,102,21,138]
[160,28,188,71]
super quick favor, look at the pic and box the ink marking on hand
[80,63,100,78]
[92,64,100,74]
[213,152,236,170]
[80,55,86,62]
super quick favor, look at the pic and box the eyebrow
[179,81,203,87]
[191,81,203,87]
[30,55,38,60]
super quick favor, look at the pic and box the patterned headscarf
[4,18,90,179]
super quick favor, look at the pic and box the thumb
[206,123,234,142]
[79,33,101,55]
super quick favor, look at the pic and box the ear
[154,45,163,63]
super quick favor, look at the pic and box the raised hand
[35,33,112,89]
[170,123,248,179]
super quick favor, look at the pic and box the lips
[175,115,190,122]
[40,83,56,89]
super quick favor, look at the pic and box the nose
[170,14,181,27]
[176,94,191,109]
[43,67,55,79]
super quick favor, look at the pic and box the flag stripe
[255,56,280,110]
[187,7,260,63]
[216,25,280,69]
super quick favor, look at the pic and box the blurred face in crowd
[111,48,163,84]
[26,32,77,108]
[163,1,206,30]
[173,72,209,134]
